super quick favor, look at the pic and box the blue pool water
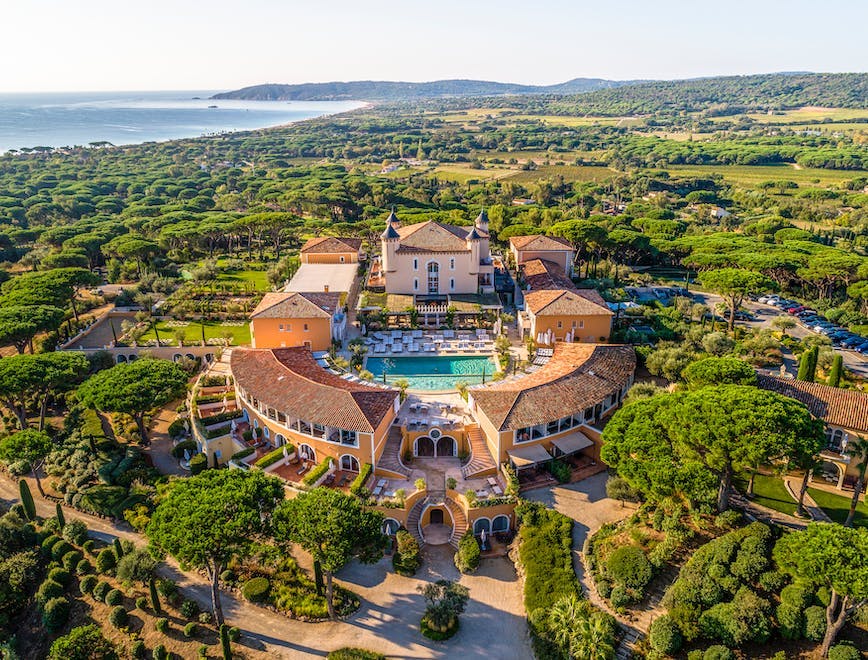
[365,355,498,390]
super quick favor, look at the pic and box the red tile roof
[300,236,363,254]
[471,343,635,430]
[231,348,397,433]
[756,375,868,433]
[510,234,573,251]
[395,221,474,252]
[250,292,341,319]
[524,288,612,317]
[522,258,575,290]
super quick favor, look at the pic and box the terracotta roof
[231,348,397,433]
[523,258,575,290]
[250,292,341,319]
[471,343,635,431]
[510,234,573,251]
[524,288,612,317]
[395,221,473,253]
[756,375,868,433]
[300,236,362,254]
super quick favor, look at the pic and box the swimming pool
[365,355,498,390]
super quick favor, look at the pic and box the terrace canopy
[507,444,553,470]
[550,431,594,457]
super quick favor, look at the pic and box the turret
[381,210,400,272]
[475,209,489,234]
[467,226,481,274]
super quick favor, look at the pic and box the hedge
[515,501,580,614]
[326,650,385,660]
[241,577,270,602]
[302,459,331,487]
[350,463,373,496]
[172,440,198,458]
[200,409,243,426]
[254,445,295,469]
[230,447,255,462]
[189,453,207,475]
[454,530,481,574]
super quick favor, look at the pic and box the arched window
[298,443,316,462]
[492,515,510,533]
[116,355,127,364]
[275,433,286,447]
[382,518,400,536]
[340,454,360,472]
[473,518,491,536]
[262,426,270,439]
[252,418,259,429]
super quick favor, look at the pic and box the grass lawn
[807,487,868,529]
[137,320,251,346]
[734,472,798,516]
[665,163,866,187]
[216,269,270,291]
[507,164,616,184]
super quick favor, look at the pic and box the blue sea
[0,91,363,153]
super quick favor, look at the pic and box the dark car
[841,336,866,348]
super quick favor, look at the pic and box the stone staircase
[406,496,428,547]
[444,495,469,548]
[460,425,497,479]
[378,426,411,478]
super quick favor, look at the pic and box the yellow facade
[250,317,332,351]
[530,312,612,344]
[512,246,572,274]
[301,251,359,264]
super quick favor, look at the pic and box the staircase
[378,426,411,478]
[461,425,497,479]
[406,496,428,547]
[444,495,469,548]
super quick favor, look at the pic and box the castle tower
[467,225,482,275]
[381,209,400,273]
[475,208,489,234]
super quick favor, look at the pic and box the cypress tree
[113,538,124,559]
[55,502,65,529]
[806,346,819,381]
[149,577,162,614]
[797,346,818,382]
[19,479,36,521]
[827,354,843,387]
[220,623,232,660]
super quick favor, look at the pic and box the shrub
[171,439,197,458]
[606,475,640,502]
[62,550,83,572]
[392,529,422,576]
[597,579,613,599]
[199,611,213,624]
[649,614,683,655]
[607,545,653,592]
[48,567,71,586]
[548,459,571,483]
[106,588,124,606]
[184,622,198,638]
[698,588,771,647]
[42,596,71,631]
[301,459,331,486]
[220,569,234,583]
[828,643,861,660]
[95,547,117,574]
[776,601,804,640]
[714,510,742,530]
[758,569,787,592]
[155,617,169,634]
[228,626,241,641]
[350,463,373,496]
[152,644,168,660]
[79,574,98,595]
[610,585,631,608]
[83,539,96,555]
[76,558,93,575]
[189,453,207,474]
[803,605,826,642]
[326,649,386,660]
[253,445,294,469]
[92,579,111,602]
[180,598,200,619]
[62,519,89,545]
[131,640,146,658]
[109,605,128,628]
[41,534,61,557]
[48,624,115,659]
[36,579,65,609]
[241,577,270,602]
[454,530,480,574]
[703,647,733,660]
[136,596,149,610]
[51,540,74,562]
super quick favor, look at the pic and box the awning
[550,431,594,456]
[507,444,553,468]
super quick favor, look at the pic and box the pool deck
[364,353,499,392]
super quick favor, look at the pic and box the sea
[0,91,363,153]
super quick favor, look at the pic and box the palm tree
[844,437,868,528]
[547,594,616,660]
[394,378,410,402]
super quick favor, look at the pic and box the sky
[2,0,866,92]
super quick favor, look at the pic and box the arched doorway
[435,436,456,457]
[382,518,400,536]
[492,515,510,533]
[415,436,435,457]
[430,509,444,525]
[298,443,316,462]
[340,454,360,472]
[116,355,127,364]
[427,261,439,294]
[473,518,491,536]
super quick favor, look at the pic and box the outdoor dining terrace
[363,329,496,356]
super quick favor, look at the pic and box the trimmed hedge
[254,445,294,469]
[302,459,331,487]
[326,649,385,660]
[241,577,270,602]
[189,453,207,475]
[454,530,480,574]
[515,501,580,614]
[171,439,198,458]
[42,597,71,631]
[350,463,373,496]
[230,447,255,462]
[109,605,128,628]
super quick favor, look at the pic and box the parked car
[786,305,806,314]
[758,295,780,304]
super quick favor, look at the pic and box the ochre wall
[512,247,573,274]
[250,317,332,351]
[301,251,359,264]
[530,313,611,343]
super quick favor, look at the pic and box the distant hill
[211,78,642,101]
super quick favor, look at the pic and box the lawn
[506,164,616,184]
[734,472,798,517]
[216,269,270,291]
[507,114,642,128]
[807,487,868,529]
[665,163,866,187]
[137,320,251,346]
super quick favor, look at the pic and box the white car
[758,295,780,304]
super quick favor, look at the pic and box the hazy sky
[3,0,866,92]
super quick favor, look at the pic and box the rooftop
[231,348,397,433]
[394,220,480,253]
[523,288,612,317]
[471,342,635,430]
[756,375,868,433]
[250,291,341,319]
[300,236,363,254]
[522,258,576,290]
[285,263,358,293]
[509,234,573,251]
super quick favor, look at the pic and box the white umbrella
[183,449,191,461]
[283,446,289,458]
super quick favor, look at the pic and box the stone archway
[415,436,435,457]
[435,436,456,457]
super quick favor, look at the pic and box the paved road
[0,475,530,659]
[689,290,868,379]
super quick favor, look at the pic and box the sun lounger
[409,343,420,352]
[372,485,383,496]
[391,330,402,339]
[312,351,328,359]
[423,343,435,352]
[392,343,403,353]
[492,484,503,495]
[412,330,423,338]
[487,476,499,487]
[377,479,387,487]
[374,344,386,354]
[443,330,455,338]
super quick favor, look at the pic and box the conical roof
[475,209,489,226]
